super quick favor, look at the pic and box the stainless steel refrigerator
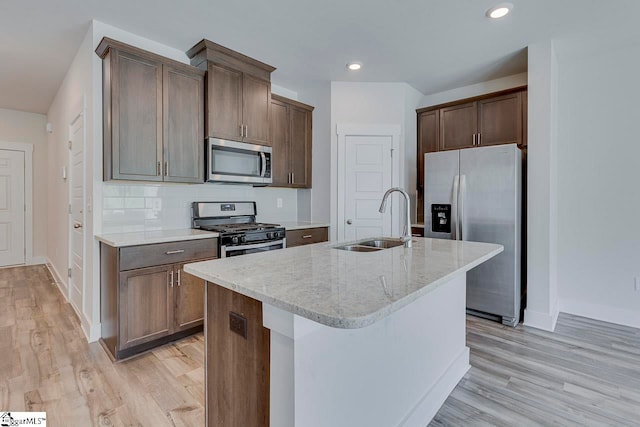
[424,144,522,326]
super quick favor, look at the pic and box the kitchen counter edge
[281,221,330,231]
[95,229,219,248]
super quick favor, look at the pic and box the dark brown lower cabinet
[174,262,207,332]
[119,265,173,350]
[286,227,328,247]
[205,282,270,427]
[100,239,218,360]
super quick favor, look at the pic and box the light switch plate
[635,277,640,291]
[277,198,283,208]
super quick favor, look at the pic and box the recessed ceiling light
[347,62,362,71]
[486,3,513,19]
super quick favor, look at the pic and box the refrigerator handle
[452,175,460,240]
[459,174,467,241]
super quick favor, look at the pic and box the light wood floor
[2,265,640,426]
[431,314,640,426]
[0,265,205,426]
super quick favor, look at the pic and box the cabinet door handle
[177,269,181,287]
[239,124,244,137]
[472,134,476,146]
[165,249,185,255]
[302,235,313,239]
[291,172,295,184]
[157,161,161,176]
[170,270,174,288]
[244,126,248,139]
[478,133,481,145]
[164,161,168,176]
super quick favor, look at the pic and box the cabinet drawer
[119,239,218,271]
[286,227,328,248]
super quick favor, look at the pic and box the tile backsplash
[102,182,299,234]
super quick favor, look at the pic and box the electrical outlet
[229,312,247,339]
[277,198,283,208]
[635,277,640,292]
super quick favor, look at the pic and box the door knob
[346,219,353,225]
[73,223,82,229]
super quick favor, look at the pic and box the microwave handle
[260,152,267,177]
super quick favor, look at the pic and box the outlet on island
[229,311,248,339]
[277,198,283,208]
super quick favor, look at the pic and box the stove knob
[266,232,274,239]
[231,236,239,244]
[240,235,247,244]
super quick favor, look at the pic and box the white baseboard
[45,260,68,297]
[399,347,470,426]
[560,299,640,329]
[524,301,559,332]
[81,317,102,343]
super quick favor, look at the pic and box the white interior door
[0,150,25,267]
[69,114,84,314]
[342,135,393,240]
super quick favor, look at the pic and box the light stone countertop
[95,228,219,247]
[184,237,502,329]
[278,221,330,231]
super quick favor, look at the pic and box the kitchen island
[185,237,502,427]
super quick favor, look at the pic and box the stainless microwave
[206,138,272,185]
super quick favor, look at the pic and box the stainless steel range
[192,201,286,257]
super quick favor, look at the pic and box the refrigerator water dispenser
[431,204,451,233]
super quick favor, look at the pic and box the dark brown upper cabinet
[440,92,524,150]
[187,40,275,146]
[477,91,522,147]
[269,94,314,188]
[97,38,205,183]
[440,102,478,151]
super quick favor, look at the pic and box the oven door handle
[260,152,267,178]
[222,239,285,255]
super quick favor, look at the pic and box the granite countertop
[278,221,330,231]
[95,228,219,247]
[184,237,502,329]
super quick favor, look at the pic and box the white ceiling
[1,0,639,114]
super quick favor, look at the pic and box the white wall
[418,72,528,108]
[330,82,423,236]
[522,42,560,331]
[46,26,95,338]
[555,33,640,328]
[0,108,48,261]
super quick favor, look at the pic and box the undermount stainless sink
[333,238,406,252]
[358,239,405,249]
[334,244,384,253]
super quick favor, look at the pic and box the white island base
[266,273,468,427]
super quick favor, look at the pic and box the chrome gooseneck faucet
[379,187,412,248]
